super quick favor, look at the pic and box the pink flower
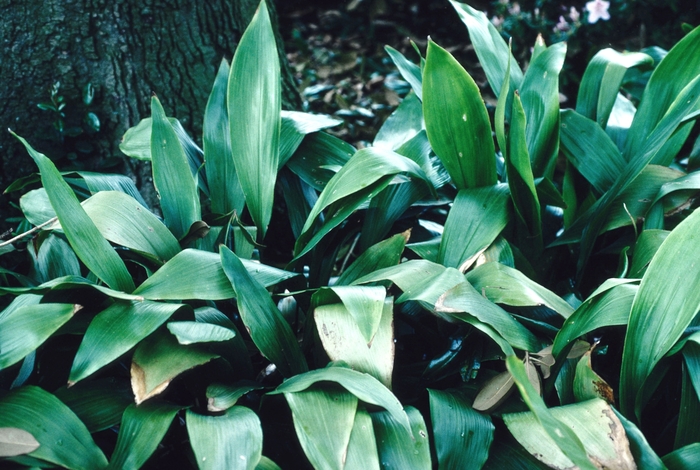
[491,15,504,28]
[569,6,580,23]
[585,0,610,23]
[553,16,570,32]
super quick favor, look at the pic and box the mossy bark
[0,0,300,234]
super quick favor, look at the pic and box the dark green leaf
[371,407,431,469]
[54,378,133,433]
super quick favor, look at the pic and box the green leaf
[505,357,597,470]
[629,229,669,278]
[352,259,446,291]
[0,386,108,469]
[206,383,263,412]
[371,407,432,469]
[313,286,386,343]
[280,110,342,166]
[315,297,394,388]
[576,49,653,127]
[429,389,494,470]
[624,25,700,161]
[611,407,665,469]
[284,385,358,470]
[503,398,634,470]
[436,282,540,352]
[344,408,380,470]
[467,262,574,319]
[620,207,700,418]
[374,91,423,150]
[187,407,263,470]
[560,109,626,193]
[69,301,186,384]
[270,364,410,433]
[167,321,235,345]
[31,232,81,283]
[294,147,432,260]
[338,232,407,286]
[220,247,308,377]
[438,185,511,269]
[573,350,614,403]
[54,378,133,433]
[150,96,200,240]
[385,46,423,100]
[195,307,254,379]
[0,428,40,458]
[520,41,565,178]
[11,132,135,292]
[553,280,637,357]
[204,58,244,217]
[134,249,298,300]
[662,443,700,470]
[228,0,280,238]
[108,402,180,470]
[423,40,496,189]
[76,171,148,207]
[285,131,355,191]
[131,330,218,404]
[675,362,700,449]
[449,1,523,97]
[0,303,77,369]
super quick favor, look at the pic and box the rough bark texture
[0,0,300,235]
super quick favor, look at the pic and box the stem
[0,217,57,247]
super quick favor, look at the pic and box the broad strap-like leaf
[371,407,432,469]
[344,408,380,470]
[576,48,653,128]
[373,91,423,149]
[449,0,523,97]
[620,207,700,419]
[108,403,180,470]
[187,407,263,470]
[150,96,201,240]
[438,185,511,269]
[284,385,358,470]
[279,110,342,166]
[385,46,423,100]
[0,428,40,458]
[220,246,308,378]
[429,389,494,470]
[228,0,280,239]
[0,386,108,469]
[12,132,134,292]
[337,232,407,286]
[69,301,189,384]
[423,39,496,189]
[205,58,244,216]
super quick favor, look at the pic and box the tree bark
[0,0,300,235]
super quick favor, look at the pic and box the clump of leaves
[2,0,700,468]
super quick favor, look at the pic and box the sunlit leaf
[108,402,180,470]
[280,110,342,166]
[167,321,235,345]
[187,406,263,470]
[228,0,280,238]
[374,91,423,150]
[344,408,380,470]
[0,386,108,469]
[206,383,263,412]
[338,232,408,286]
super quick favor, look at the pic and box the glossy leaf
[467,262,574,318]
[374,91,423,150]
[134,249,297,300]
[576,49,653,127]
[150,96,200,240]
[187,406,263,470]
[620,207,700,418]
[285,385,358,470]
[423,39,496,189]
[204,58,244,216]
[429,389,494,470]
[503,398,634,470]
[280,110,342,166]
[338,232,407,286]
[286,131,355,191]
[315,297,394,388]
[0,386,108,469]
[505,357,597,470]
[206,383,263,412]
[662,443,700,470]
[344,408,380,470]
[0,303,77,369]
[438,185,511,269]
[131,330,218,404]
[574,350,614,404]
[372,407,431,470]
[228,0,280,238]
[167,321,235,345]
[108,402,180,470]
[313,285,386,343]
[385,46,423,100]
[69,300,187,384]
[449,1,523,97]
[270,364,410,433]
[54,378,133,433]
[12,132,134,292]
[220,247,308,378]
[436,281,540,352]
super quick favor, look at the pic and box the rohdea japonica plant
[2,0,700,468]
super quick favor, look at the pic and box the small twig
[339,233,361,274]
[0,217,57,247]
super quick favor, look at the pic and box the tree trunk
[0,0,300,235]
